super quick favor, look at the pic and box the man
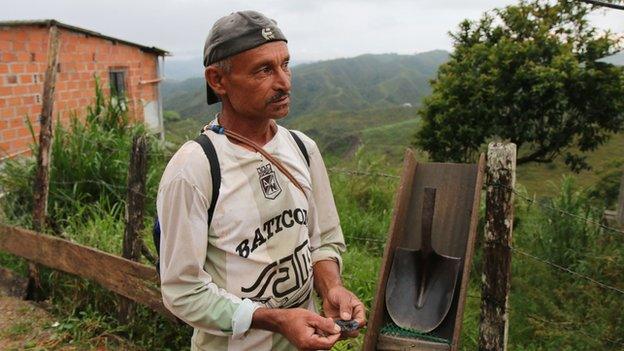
[157,10,365,351]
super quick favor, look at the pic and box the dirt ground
[0,295,139,350]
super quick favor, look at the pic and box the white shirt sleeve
[157,143,260,337]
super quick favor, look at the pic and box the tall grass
[508,177,624,350]
[0,79,168,233]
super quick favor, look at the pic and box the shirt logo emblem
[257,164,282,200]
[261,27,275,41]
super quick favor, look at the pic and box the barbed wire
[487,181,624,236]
[328,168,401,179]
[36,171,624,245]
[20,167,624,294]
[344,235,387,244]
[465,293,624,347]
[330,171,623,238]
[50,179,127,190]
[527,314,624,348]
[512,247,624,296]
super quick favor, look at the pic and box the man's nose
[274,66,291,92]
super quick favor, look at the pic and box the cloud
[1,0,620,62]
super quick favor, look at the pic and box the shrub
[0,79,168,233]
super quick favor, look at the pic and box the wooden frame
[0,224,176,321]
[363,149,485,350]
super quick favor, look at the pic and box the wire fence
[526,314,624,349]
[511,247,624,296]
[488,181,624,236]
[328,167,624,302]
[328,167,401,179]
[6,162,623,346]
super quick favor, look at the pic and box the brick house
[0,20,168,160]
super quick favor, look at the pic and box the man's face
[218,41,292,121]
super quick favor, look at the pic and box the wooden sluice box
[363,149,485,351]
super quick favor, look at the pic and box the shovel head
[386,247,462,333]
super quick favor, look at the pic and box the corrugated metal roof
[0,19,169,56]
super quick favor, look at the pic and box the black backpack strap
[153,134,221,276]
[289,130,310,167]
[194,133,221,225]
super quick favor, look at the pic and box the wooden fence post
[28,24,60,300]
[478,142,516,351]
[118,134,149,322]
[616,172,623,227]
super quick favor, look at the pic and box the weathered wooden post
[603,172,624,228]
[478,142,516,351]
[118,134,149,322]
[616,172,624,227]
[28,23,61,299]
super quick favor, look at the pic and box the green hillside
[162,50,449,122]
[283,105,420,155]
[517,133,624,197]
[162,48,622,199]
[161,77,220,123]
[287,51,448,120]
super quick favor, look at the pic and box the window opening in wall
[109,69,127,111]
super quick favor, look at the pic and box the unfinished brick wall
[0,24,162,159]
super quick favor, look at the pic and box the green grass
[164,118,204,146]
[358,118,426,163]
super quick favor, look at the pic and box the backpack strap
[194,133,221,225]
[289,130,310,167]
[153,134,221,276]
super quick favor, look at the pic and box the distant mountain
[287,50,449,121]
[163,56,319,81]
[161,76,217,122]
[164,57,204,81]
[162,50,450,123]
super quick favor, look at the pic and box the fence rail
[0,224,175,321]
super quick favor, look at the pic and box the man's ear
[205,66,227,96]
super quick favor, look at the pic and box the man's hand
[252,307,341,350]
[322,285,366,338]
[313,260,367,338]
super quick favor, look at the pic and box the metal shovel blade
[385,187,462,332]
[386,247,461,332]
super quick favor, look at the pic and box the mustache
[267,91,290,104]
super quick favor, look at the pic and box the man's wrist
[313,259,343,298]
[251,307,283,333]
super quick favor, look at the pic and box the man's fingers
[306,331,341,350]
[352,301,367,326]
[339,294,353,320]
[310,315,341,335]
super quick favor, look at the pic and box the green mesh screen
[380,321,451,345]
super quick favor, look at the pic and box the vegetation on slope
[162,50,449,123]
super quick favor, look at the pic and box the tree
[414,0,624,171]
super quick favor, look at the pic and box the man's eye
[258,66,272,74]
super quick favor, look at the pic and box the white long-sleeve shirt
[157,124,345,351]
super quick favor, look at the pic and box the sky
[2,0,622,63]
